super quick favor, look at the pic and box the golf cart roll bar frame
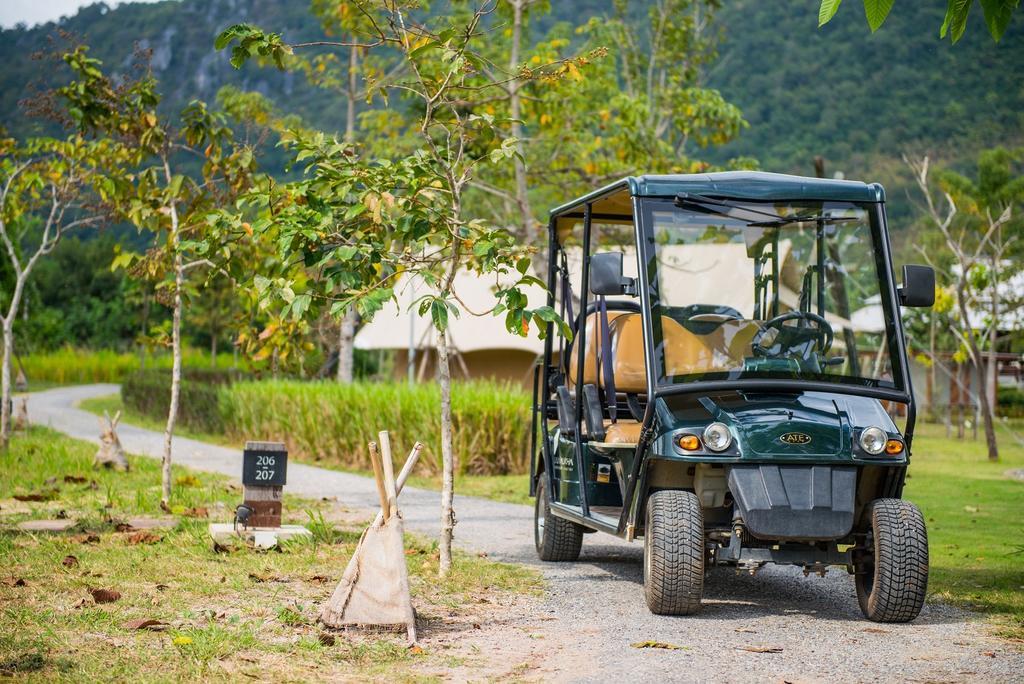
[536,182,919,537]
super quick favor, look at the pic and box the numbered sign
[242,443,288,487]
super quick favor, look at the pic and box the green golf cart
[529,171,935,622]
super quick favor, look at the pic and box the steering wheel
[751,310,834,357]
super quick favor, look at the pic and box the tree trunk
[211,333,218,368]
[161,251,182,510]
[986,249,999,416]
[957,285,999,461]
[508,0,536,245]
[334,41,361,384]
[1,319,13,450]
[337,307,356,383]
[437,329,455,577]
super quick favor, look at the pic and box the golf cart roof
[549,171,886,221]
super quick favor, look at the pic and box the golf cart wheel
[643,490,704,615]
[534,478,583,562]
[855,498,929,623]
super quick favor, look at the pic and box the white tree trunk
[337,307,356,383]
[508,0,535,244]
[162,250,183,509]
[437,330,455,577]
[1,319,13,449]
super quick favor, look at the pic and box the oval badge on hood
[780,432,812,445]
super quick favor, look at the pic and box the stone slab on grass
[17,519,78,532]
[124,517,178,530]
[209,523,312,550]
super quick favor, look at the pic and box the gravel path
[26,384,1024,683]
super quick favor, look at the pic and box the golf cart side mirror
[590,251,637,296]
[898,265,935,307]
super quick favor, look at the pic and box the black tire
[855,498,929,623]
[534,477,583,561]
[643,490,704,615]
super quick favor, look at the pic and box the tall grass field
[220,380,532,476]
[19,347,236,385]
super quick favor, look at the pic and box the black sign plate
[242,448,287,486]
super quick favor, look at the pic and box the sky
[0,0,167,29]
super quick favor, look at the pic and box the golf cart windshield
[640,197,898,389]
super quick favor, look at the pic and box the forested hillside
[2,0,1020,194]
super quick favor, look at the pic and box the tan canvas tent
[354,270,548,385]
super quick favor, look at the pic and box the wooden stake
[370,442,423,527]
[378,431,398,520]
[368,441,390,518]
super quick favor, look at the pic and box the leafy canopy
[818,0,1020,43]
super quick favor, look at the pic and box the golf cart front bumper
[728,464,856,541]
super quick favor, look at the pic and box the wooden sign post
[242,441,287,528]
[209,440,311,549]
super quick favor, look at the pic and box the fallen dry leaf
[114,522,135,533]
[409,645,425,655]
[62,555,79,568]
[631,641,687,650]
[2,577,26,587]
[317,633,336,646]
[124,531,162,545]
[13,491,55,502]
[71,533,101,544]
[307,575,330,584]
[155,584,169,592]
[72,597,89,609]
[736,646,783,654]
[182,507,208,518]
[734,627,757,633]
[63,475,88,484]
[983,651,996,658]
[862,627,889,634]
[124,619,169,631]
[90,588,121,604]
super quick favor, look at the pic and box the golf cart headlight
[703,422,732,452]
[859,426,887,455]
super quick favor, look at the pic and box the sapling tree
[216,0,575,575]
[906,154,1015,462]
[60,47,258,507]
[0,133,121,447]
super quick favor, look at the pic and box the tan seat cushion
[567,310,628,387]
[605,421,642,445]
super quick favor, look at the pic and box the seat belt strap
[598,295,617,423]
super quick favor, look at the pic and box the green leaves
[979,0,1020,41]
[863,0,896,30]
[818,0,844,26]
[941,0,974,42]
[215,24,293,70]
[819,0,1019,42]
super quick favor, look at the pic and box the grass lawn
[77,393,532,505]
[0,428,541,681]
[904,421,1024,641]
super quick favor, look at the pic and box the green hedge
[997,385,1024,418]
[122,368,245,434]
[219,380,532,476]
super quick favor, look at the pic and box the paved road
[27,385,1024,683]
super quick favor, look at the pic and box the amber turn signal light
[885,439,904,455]
[677,434,700,451]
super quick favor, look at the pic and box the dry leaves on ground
[90,588,121,604]
[631,641,688,650]
[736,646,783,654]
[124,619,169,631]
